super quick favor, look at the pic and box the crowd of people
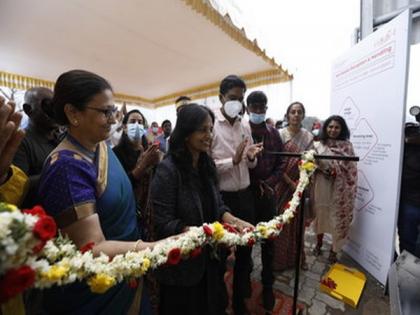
[0,70,365,315]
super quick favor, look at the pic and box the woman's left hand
[233,218,255,233]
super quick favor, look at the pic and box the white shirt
[210,110,257,192]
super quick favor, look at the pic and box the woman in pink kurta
[311,115,357,263]
[273,102,313,271]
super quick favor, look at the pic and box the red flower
[223,223,239,234]
[80,242,95,254]
[284,202,291,210]
[128,278,138,289]
[0,266,35,303]
[321,277,337,290]
[203,225,213,236]
[32,240,47,254]
[33,216,57,241]
[22,205,46,217]
[297,192,302,198]
[167,248,181,265]
[276,223,283,230]
[243,226,255,233]
[247,238,256,247]
[190,247,202,258]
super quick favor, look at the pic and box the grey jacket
[150,155,229,286]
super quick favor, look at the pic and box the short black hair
[219,75,246,95]
[319,115,350,141]
[175,96,191,104]
[52,70,112,125]
[161,119,171,128]
[246,91,267,107]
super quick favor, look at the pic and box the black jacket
[150,155,229,286]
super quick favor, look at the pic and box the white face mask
[152,127,159,134]
[224,100,243,119]
[127,123,145,141]
[312,129,320,137]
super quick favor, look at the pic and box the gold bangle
[133,239,142,252]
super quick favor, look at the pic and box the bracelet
[133,239,142,252]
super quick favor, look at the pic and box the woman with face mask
[113,110,160,234]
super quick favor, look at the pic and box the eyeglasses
[85,106,118,119]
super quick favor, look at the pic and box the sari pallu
[273,128,313,271]
[38,136,145,315]
[311,140,358,252]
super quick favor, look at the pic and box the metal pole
[266,151,360,161]
[291,190,306,315]
[360,0,374,40]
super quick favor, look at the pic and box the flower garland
[0,151,317,302]
[0,204,57,303]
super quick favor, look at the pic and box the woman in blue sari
[38,70,155,314]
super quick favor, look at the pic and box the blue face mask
[249,112,266,125]
[127,123,145,141]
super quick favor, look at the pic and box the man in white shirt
[211,75,262,315]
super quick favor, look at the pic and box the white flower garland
[0,150,317,296]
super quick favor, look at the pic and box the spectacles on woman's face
[85,106,118,119]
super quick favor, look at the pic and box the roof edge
[181,0,293,80]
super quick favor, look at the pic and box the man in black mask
[13,87,63,207]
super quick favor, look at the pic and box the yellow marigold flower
[4,203,17,212]
[42,265,69,281]
[141,258,151,273]
[212,222,225,240]
[88,273,116,294]
[257,225,268,238]
[300,161,316,172]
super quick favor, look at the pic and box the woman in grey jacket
[150,104,252,315]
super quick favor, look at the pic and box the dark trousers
[398,202,420,257]
[251,185,276,288]
[160,278,207,315]
[221,187,275,314]
[160,254,227,315]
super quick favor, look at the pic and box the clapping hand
[246,142,263,161]
[0,96,25,184]
[132,144,160,180]
[232,138,248,165]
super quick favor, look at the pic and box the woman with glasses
[38,70,158,314]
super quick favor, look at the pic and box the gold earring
[74,120,78,126]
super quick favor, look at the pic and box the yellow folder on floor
[320,263,366,308]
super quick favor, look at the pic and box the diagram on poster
[355,170,375,211]
[351,118,379,160]
[339,97,360,130]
